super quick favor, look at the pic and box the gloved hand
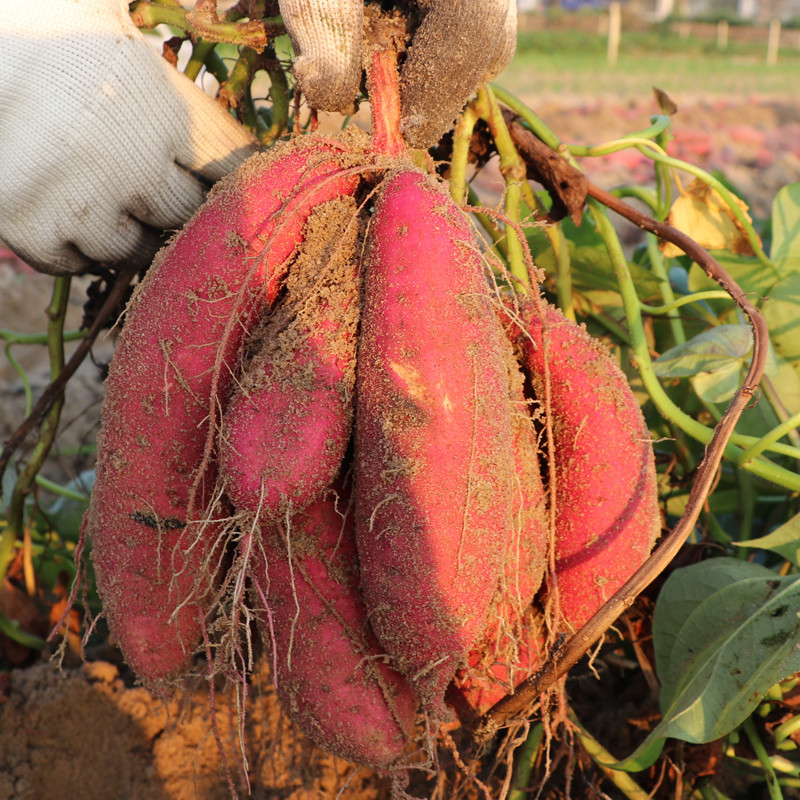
[0,0,257,276]
[279,0,517,148]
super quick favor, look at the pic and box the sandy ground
[1,94,798,800]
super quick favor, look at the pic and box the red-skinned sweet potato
[87,131,367,686]
[220,196,362,521]
[354,168,515,718]
[249,483,419,770]
[514,300,661,631]
[447,341,548,719]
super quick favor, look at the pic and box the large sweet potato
[354,168,515,718]
[446,340,548,719]
[87,131,367,685]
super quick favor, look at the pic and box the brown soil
[0,655,392,800]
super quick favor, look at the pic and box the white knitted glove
[279,0,517,148]
[0,0,257,276]
[280,0,364,115]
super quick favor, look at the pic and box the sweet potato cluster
[85,127,661,773]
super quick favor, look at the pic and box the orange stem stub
[364,11,406,157]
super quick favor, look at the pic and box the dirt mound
[0,656,390,800]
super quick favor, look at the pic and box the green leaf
[771,183,800,272]
[691,360,746,404]
[687,251,779,307]
[651,558,771,681]
[44,469,94,543]
[613,558,800,772]
[733,511,800,567]
[653,325,780,403]
[654,325,754,377]
[761,272,800,365]
[526,215,661,301]
[767,356,800,416]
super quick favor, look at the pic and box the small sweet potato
[446,607,545,722]
[87,131,366,685]
[220,196,362,521]
[354,169,515,718]
[249,484,419,770]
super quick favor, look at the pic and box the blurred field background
[504,6,800,99]
[486,4,800,225]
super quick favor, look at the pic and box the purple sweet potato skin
[354,169,515,717]
[250,486,418,770]
[515,300,661,631]
[87,133,364,685]
[220,197,361,521]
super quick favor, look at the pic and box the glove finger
[160,66,259,182]
[71,213,165,270]
[279,0,363,114]
[483,0,518,83]
[5,217,164,278]
[123,158,210,232]
[400,0,512,149]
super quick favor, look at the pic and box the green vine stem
[204,47,230,85]
[549,225,575,322]
[654,122,673,221]
[183,38,217,82]
[0,328,84,345]
[569,709,652,800]
[467,185,508,260]
[570,137,669,158]
[0,613,46,650]
[489,84,562,151]
[639,290,731,315]
[742,716,784,800]
[507,722,544,800]
[129,1,282,51]
[1,277,71,585]
[34,474,88,503]
[477,86,530,291]
[740,410,800,464]
[261,62,290,144]
[4,343,32,417]
[449,100,478,205]
[646,232,686,345]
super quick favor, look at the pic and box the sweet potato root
[220,196,362,521]
[447,341,548,719]
[514,300,661,631]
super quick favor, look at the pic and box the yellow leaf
[660,179,759,258]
